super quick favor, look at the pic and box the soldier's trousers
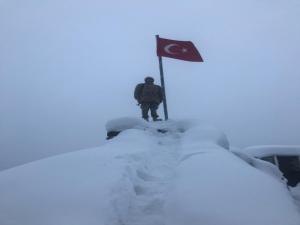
[141,102,159,120]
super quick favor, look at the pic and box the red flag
[156,36,203,62]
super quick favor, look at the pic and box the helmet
[144,76,154,83]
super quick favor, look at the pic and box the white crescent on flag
[164,44,179,55]
[164,44,188,55]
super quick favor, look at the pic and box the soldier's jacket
[134,83,163,104]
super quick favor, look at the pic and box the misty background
[1,0,300,171]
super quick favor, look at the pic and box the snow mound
[106,117,148,132]
[182,126,230,150]
[106,117,195,133]
[0,118,299,225]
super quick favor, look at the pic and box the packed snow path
[112,128,181,225]
[0,118,300,225]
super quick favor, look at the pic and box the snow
[165,129,300,225]
[0,118,299,225]
[291,184,300,209]
[106,117,148,132]
[182,125,230,150]
[242,145,300,157]
[105,117,195,133]
[232,151,286,182]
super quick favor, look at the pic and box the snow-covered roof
[242,145,300,158]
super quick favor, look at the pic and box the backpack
[134,83,145,102]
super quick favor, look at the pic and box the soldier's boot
[143,117,149,122]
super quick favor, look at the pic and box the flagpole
[156,35,169,120]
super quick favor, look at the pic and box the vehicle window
[261,156,276,165]
[277,156,300,187]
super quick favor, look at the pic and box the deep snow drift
[0,118,299,225]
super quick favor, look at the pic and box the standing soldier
[134,76,163,121]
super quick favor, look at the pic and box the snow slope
[0,119,299,225]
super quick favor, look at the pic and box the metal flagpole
[156,35,169,120]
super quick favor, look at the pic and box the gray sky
[1,0,300,170]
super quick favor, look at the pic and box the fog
[1,0,300,170]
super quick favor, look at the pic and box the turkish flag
[156,36,203,62]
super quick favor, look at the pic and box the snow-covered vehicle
[242,146,300,187]
[0,118,299,225]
